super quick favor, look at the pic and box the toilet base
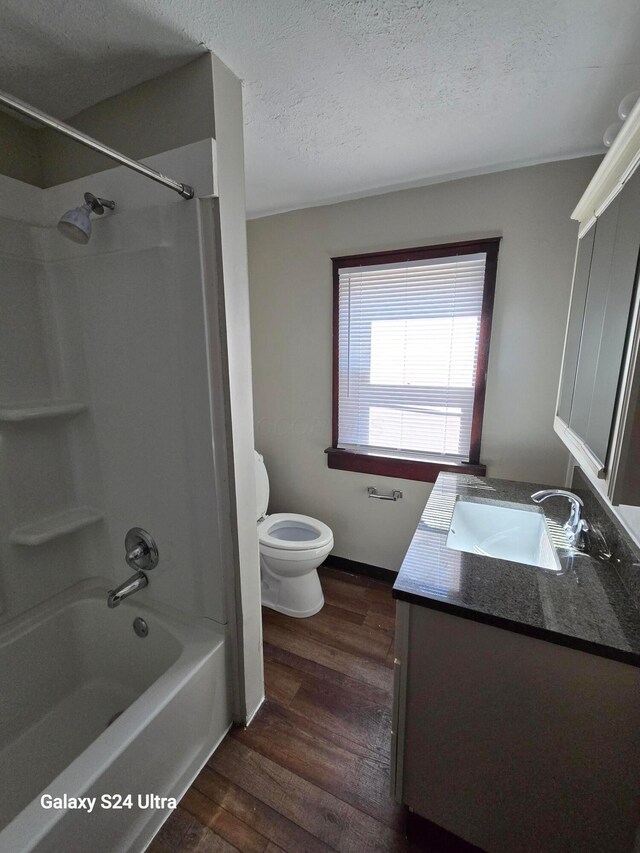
[260,562,324,618]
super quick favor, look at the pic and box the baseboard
[405,808,486,852]
[322,555,397,585]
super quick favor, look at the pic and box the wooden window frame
[326,237,500,482]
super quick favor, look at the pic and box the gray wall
[0,54,214,189]
[0,111,43,186]
[39,54,215,187]
[248,156,601,571]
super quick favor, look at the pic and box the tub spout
[107,571,148,608]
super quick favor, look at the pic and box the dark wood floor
[148,565,420,853]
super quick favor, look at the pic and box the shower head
[57,192,115,244]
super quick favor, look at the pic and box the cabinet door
[390,600,410,803]
[402,605,640,853]
[569,192,622,455]
[586,169,640,463]
[565,168,640,468]
[557,225,596,424]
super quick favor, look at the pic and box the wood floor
[148,565,420,853]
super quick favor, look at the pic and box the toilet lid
[255,451,270,521]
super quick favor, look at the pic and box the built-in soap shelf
[9,507,104,546]
[0,400,88,423]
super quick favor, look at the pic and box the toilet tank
[254,451,270,521]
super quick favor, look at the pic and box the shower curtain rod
[0,89,194,200]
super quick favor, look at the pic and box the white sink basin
[446,499,561,571]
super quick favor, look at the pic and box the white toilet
[255,451,333,617]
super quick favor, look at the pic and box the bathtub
[0,581,230,852]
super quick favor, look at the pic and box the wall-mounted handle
[368,487,403,501]
[125,527,159,572]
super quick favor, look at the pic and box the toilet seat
[258,513,333,551]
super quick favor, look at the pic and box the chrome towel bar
[368,487,403,501]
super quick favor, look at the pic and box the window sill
[324,447,486,483]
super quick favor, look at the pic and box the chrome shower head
[57,192,115,244]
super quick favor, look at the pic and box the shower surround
[0,57,263,848]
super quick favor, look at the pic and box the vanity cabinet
[391,601,640,853]
[555,102,640,504]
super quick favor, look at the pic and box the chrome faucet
[108,571,149,608]
[531,489,589,549]
[107,527,159,608]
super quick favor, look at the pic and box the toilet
[255,451,333,617]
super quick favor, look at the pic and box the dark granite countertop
[393,472,640,667]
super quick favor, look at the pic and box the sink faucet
[107,527,160,608]
[531,489,589,549]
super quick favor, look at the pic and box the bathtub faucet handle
[126,544,146,562]
[107,528,159,609]
[125,527,159,572]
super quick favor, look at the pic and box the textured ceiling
[1,0,640,216]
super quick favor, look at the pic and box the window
[326,239,500,482]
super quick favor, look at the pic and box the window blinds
[337,252,487,462]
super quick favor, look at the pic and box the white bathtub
[0,581,230,852]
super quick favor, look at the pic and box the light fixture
[602,90,640,149]
[618,91,640,121]
[603,121,623,148]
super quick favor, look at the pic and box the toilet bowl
[255,451,333,617]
